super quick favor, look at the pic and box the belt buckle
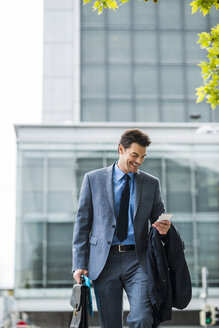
[119,244,125,252]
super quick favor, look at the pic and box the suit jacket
[72,163,165,281]
[146,226,192,328]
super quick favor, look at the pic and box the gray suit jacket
[72,163,165,281]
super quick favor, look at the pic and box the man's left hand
[152,219,171,235]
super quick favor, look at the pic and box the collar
[114,162,134,182]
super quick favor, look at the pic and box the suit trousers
[93,249,153,328]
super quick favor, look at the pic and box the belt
[110,244,135,252]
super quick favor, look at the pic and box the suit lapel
[105,164,116,217]
[134,171,142,219]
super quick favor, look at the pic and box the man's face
[118,142,147,174]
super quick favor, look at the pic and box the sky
[0,0,43,288]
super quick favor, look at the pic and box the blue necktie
[116,174,130,242]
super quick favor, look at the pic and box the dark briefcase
[70,283,89,328]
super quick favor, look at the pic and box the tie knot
[125,174,130,181]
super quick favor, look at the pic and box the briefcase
[70,283,89,328]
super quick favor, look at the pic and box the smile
[130,162,139,168]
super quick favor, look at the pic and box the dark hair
[119,129,151,150]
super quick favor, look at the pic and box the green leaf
[119,0,129,4]
[190,0,199,14]
[197,32,211,48]
[202,8,210,16]
[108,0,119,10]
[98,5,103,14]
[196,86,206,103]
[93,1,101,10]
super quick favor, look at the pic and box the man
[72,129,171,328]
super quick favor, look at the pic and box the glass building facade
[81,0,219,123]
[15,136,219,290]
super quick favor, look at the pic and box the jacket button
[112,225,116,228]
[107,241,111,245]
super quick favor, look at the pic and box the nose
[136,157,143,165]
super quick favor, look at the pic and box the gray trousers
[93,249,153,328]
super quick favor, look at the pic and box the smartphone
[157,213,173,222]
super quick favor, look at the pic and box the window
[47,223,73,285]
[161,66,184,97]
[196,161,219,212]
[162,101,186,122]
[160,32,183,64]
[48,159,74,213]
[134,66,158,97]
[20,223,43,288]
[16,146,219,288]
[135,101,160,122]
[81,0,216,122]
[166,159,192,212]
[22,158,44,214]
[134,31,157,63]
[198,222,219,286]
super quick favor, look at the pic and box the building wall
[43,0,80,123]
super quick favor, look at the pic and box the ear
[118,144,125,155]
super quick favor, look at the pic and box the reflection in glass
[82,30,105,63]
[166,159,192,212]
[186,66,203,97]
[173,222,195,283]
[198,222,219,286]
[134,66,158,97]
[108,31,131,62]
[160,32,183,63]
[162,101,186,122]
[141,159,162,181]
[76,158,103,192]
[185,31,206,62]
[108,65,132,95]
[134,31,157,62]
[184,0,208,29]
[107,3,131,26]
[108,101,133,122]
[22,192,44,213]
[81,2,105,27]
[47,223,73,285]
[22,166,43,191]
[20,223,43,288]
[161,66,184,96]
[48,192,73,213]
[188,102,211,122]
[133,0,156,27]
[135,101,159,122]
[82,100,106,122]
[196,162,219,212]
[159,0,182,28]
[81,65,106,96]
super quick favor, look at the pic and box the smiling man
[72,129,170,328]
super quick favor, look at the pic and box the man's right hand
[73,269,88,284]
